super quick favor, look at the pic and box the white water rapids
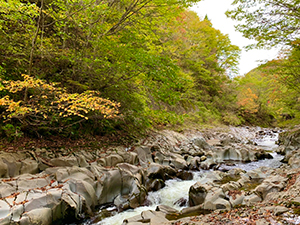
[96,171,211,225]
[84,128,284,225]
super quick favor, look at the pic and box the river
[81,128,284,225]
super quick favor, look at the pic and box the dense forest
[0,0,299,141]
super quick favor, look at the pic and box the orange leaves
[237,88,259,113]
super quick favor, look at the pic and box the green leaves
[0,0,248,135]
[226,0,300,48]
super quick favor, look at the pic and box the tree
[0,0,203,134]
[276,44,300,93]
[0,74,120,134]
[158,11,240,98]
[226,0,300,49]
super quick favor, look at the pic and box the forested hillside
[227,0,300,127]
[0,0,299,141]
[0,0,242,140]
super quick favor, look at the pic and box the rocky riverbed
[0,126,300,225]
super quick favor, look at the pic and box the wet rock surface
[0,126,299,225]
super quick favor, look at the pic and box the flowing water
[219,129,284,172]
[95,172,207,225]
[85,128,284,225]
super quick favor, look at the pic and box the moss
[239,180,261,192]
[165,209,212,221]
[214,175,241,185]
[293,207,300,215]
[291,201,300,206]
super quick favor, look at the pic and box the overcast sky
[190,0,279,76]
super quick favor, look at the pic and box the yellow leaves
[0,75,121,122]
[1,74,57,93]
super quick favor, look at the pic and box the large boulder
[203,187,231,210]
[189,182,207,206]
[122,205,179,225]
[19,208,52,225]
[254,175,287,200]
[66,179,97,213]
[278,127,300,147]
[122,210,169,225]
[192,137,211,151]
[0,153,23,177]
[188,182,231,210]
[104,154,124,167]
[133,146,153,167]
[20,159,39,175]
[0,163,150,225]
[49,155,79,167]
[242,193,262,206]
[96,164,147,210]
[287,150,300,168]
[0,160,8,178]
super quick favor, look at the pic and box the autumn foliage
[0,74,120,131]
[237,88,259,114]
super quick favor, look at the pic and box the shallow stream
[84,129,284,225]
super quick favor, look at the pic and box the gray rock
[105,154,124,167]
[203,188,231,210]
[67,179,97,211]
[19,208,52,225]
[122,210,168,225]
[288,150,300,168]
[17,176,50,191]
[259,206,289,216]
[134,146,153,167]
[188,156,200,170]
[0,182,16,198]
[0,200,10,221]
[242,193,262,206]
[0,154,22,177]
[254,175,287,200]
[192,137,211,150]
[222,147,241,161]
[50,156,79,167]
[156,205,179,214]
[11,204,24,222]
[77,154,89,167]
[97,169,122,204]
[146,163,165,180]
[119,152,139,165]
[168,153,187,170]
[25,190,60,212]
[20,159,39,175]
[256,218,270,225]
[189,182,207,206]
[229,193,245,207]
[0,160,8,178]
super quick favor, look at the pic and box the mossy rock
[214,174,241,185]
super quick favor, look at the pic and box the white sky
[190,0,279,76]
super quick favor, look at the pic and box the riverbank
[0,126,299,225]
[119,126,300,225]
